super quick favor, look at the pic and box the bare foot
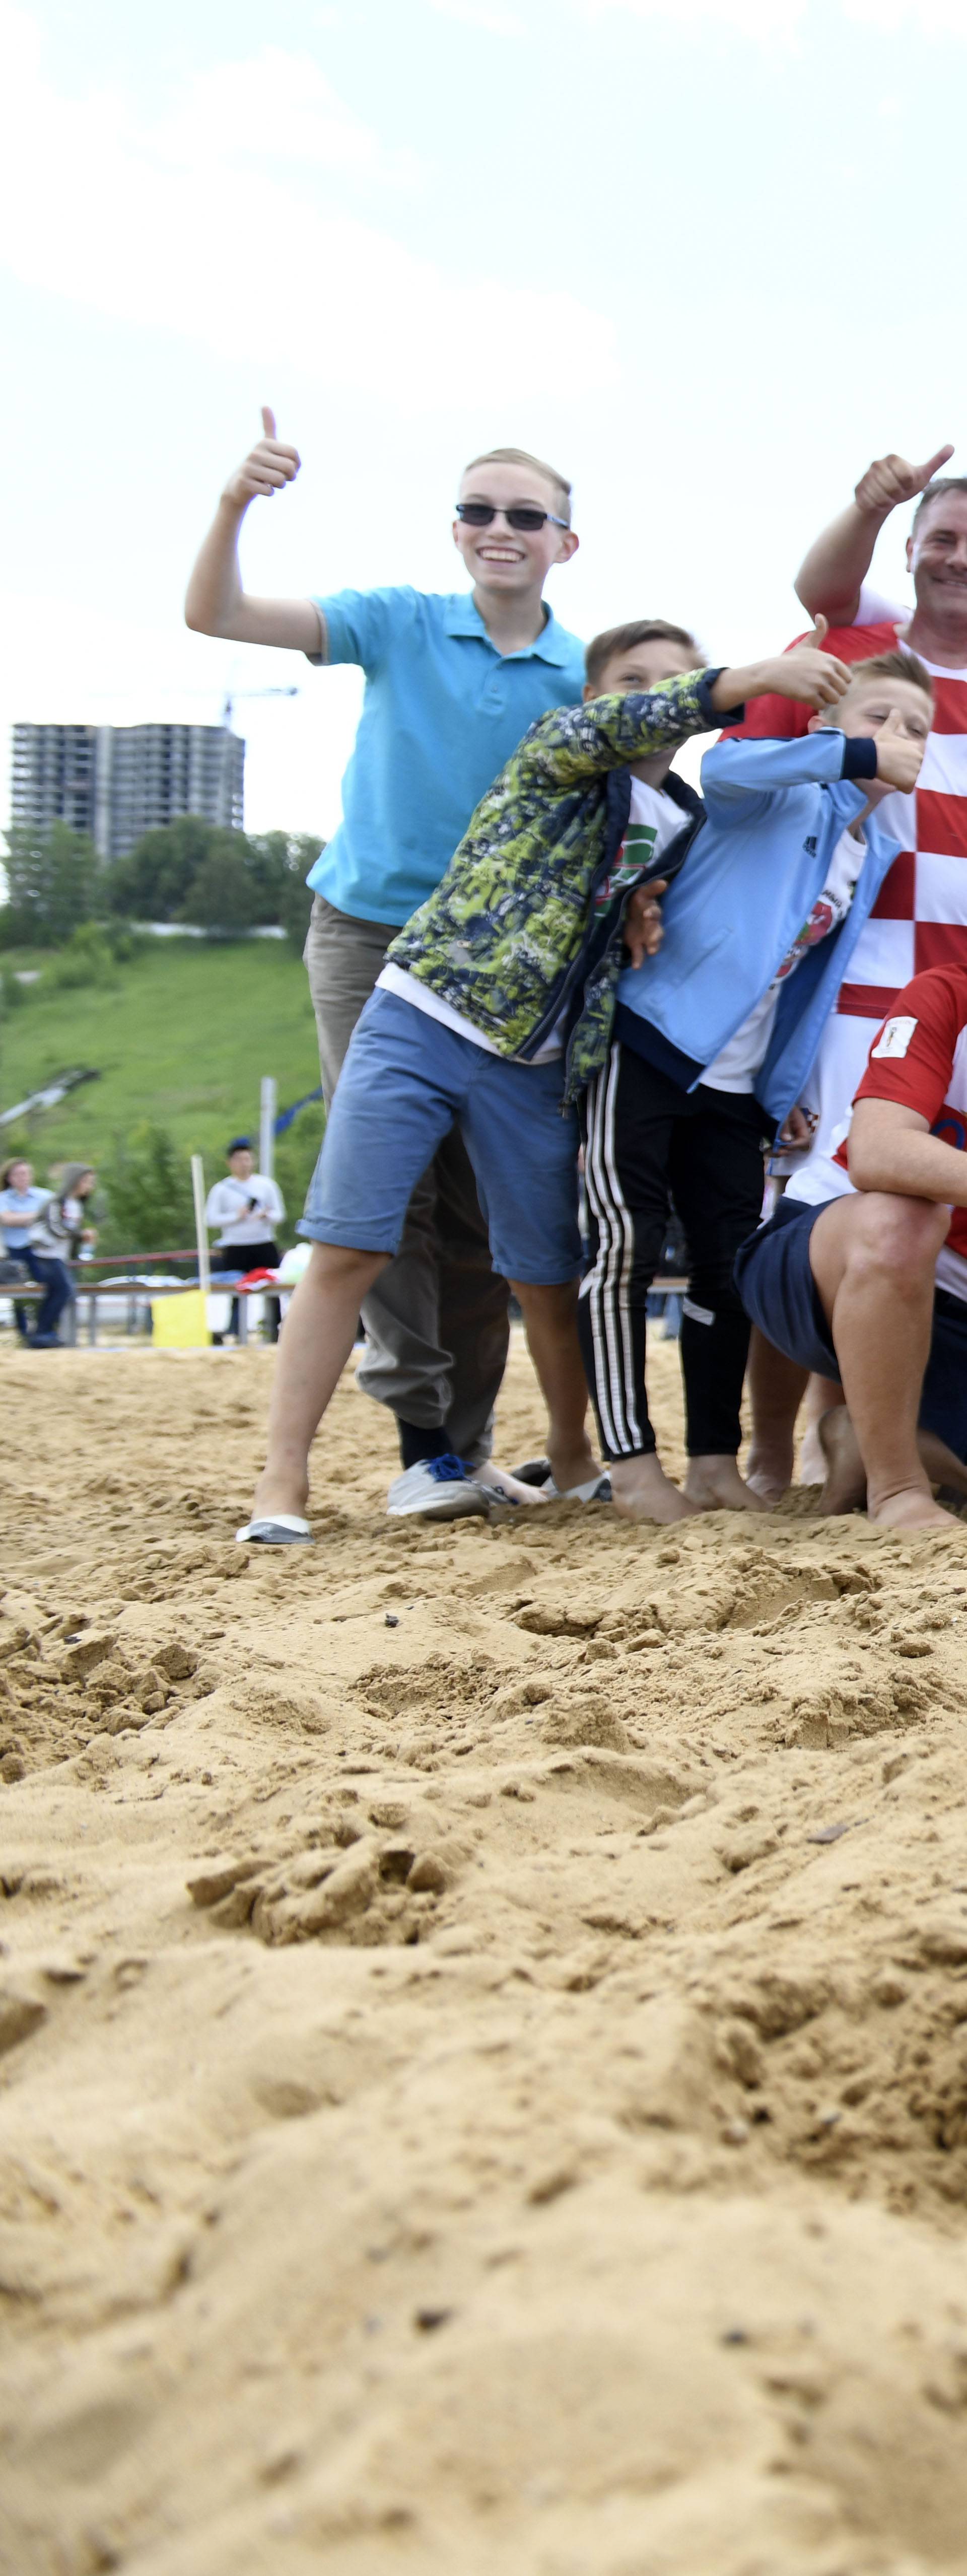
[817,1409,867,1516]
[685,1455,767,1513]
[818,1415,967,1526]
[800,1379,847,1483]
[916,1430,967,1499]
[744,1440,793,1503]
[869,1485,958,1530]
[799,1422,830,1484]
[609,1454,697,1524]
[471,1463,547,1507]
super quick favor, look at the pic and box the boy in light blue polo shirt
[185,416,583,1519]
[306,583,583,927]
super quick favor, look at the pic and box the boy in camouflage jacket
[239,624,846,1546]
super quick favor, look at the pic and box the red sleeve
[853,969,967,1124]
[721,617,902,743]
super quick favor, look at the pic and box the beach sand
[3,1331,967,2575]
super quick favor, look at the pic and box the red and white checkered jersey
[830,964,967,1303]
[726,585,967,1208]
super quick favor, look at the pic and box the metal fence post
[259,1077,277,1181]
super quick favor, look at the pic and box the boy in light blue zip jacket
[580,647,932,1525]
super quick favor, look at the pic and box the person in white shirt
[204,1138,286,1343]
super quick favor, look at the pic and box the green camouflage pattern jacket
[385,667,726,1099]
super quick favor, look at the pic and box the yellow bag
[151,1289,211,1348]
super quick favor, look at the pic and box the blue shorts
[735,1193,967,1463]
[299,988,582,1285]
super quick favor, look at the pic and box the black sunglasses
[455,501,570,532]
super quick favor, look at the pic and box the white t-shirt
[204,1174,285,1248]
[378,776,691,1062]
[705,824,865,1095]
[592,775,694,916]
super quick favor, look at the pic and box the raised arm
[184,408,322,655]
[703,703,924,809]
[795,444,954,624]
[518,633,852,793]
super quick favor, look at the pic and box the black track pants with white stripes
[578,1043,769,1460]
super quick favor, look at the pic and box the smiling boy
[234,624,849,1546]
[583,650,930,1521]
[185,417,583,1517]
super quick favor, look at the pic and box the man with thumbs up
[185,410,584,1515]
[722,445,967,1497]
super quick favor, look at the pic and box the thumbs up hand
[855,444,954,520]
[872,705,927,794]
[748,615,854,710]
[222,407,302,510]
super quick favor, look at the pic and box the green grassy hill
[0,940,324,1236]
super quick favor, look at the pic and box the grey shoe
[386,1455,489,1521]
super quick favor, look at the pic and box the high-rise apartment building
[9,725,99,839]
[10,723,245,858]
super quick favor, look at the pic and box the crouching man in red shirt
[734,964,967,1530]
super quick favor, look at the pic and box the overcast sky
[2,0,965,846]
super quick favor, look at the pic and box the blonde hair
[844,648,934,702]
[460,446,572,524]
[586,618,702,694]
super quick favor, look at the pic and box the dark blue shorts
[734,1193,967,1464]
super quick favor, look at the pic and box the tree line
[0,818,323,950]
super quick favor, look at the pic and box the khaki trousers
[303,895,510,1465]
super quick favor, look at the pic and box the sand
[3,1332,967,2575]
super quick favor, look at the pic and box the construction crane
[220,682,299,728]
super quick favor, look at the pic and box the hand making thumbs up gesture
[186,406,320,648]
[222,407,302,510]
[733,614,853,711]
[854,444,954,521]
[871,704,928,795]
[780,612,855,707]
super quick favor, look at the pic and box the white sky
[2,0,965,845]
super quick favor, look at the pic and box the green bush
[180,846,260,934]
[103,819,324,942]
[106,817,217,923]
[100,1121,197,1257]
[46,925,120,991]
[0,964,27,1013]
[107,927,150,965]
[0,824,106,947]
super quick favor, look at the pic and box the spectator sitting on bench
[0,1157,50,1343]
[18,1164,97,1349]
